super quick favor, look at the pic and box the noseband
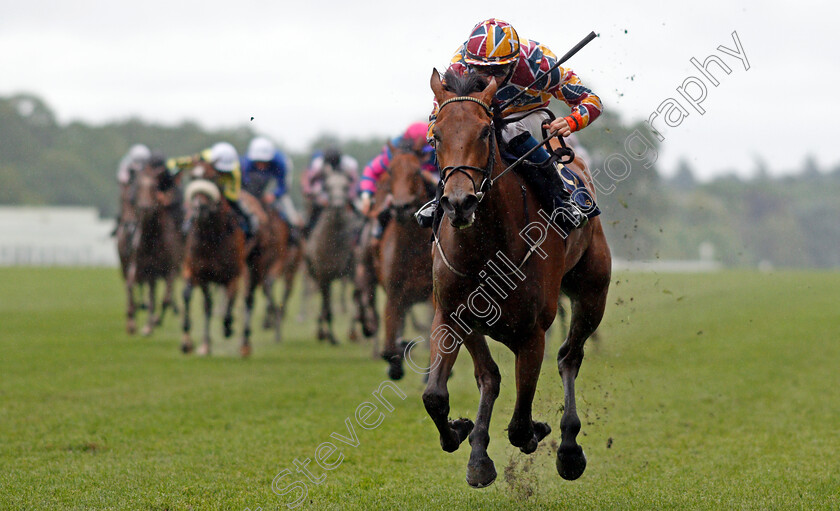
[437,96,496,201]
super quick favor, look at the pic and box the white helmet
[128,144,151,165]
[209,142,239,172]
[247,136,275,162]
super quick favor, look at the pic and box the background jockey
[166,142,257,239]
[418,18,602,233]
[112,143,151,234]
[240,136,303,243]
[359,121,439,239]
[301,146,359,237]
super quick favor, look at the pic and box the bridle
[436,96,497,202]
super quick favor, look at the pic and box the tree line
[2,93,838,268]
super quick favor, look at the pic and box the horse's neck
[194,211,228,244]
[138,209,163,246]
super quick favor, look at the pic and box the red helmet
[464,18,521,66]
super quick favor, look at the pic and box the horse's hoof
[141,325,153,337]
[387,359,404,380]
[466,457,497,488]
[181,341,193,354]
[442,418,474,452]
[556,444,587,480]
[240,345,252,358]
[197,344,210,356]
[126,321,136,335]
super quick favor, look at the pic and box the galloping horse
[119,162,182,336]
[304,167,363,344]
[181,161,283,356]
[373,142,435,379]
[420,70,611,487]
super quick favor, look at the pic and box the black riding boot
[515,161,585,235]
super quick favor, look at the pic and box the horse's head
[388,139,426,223]
[185,178,221,223]
[324,168,352,209]
[430,68,498,229]
[134,164,167,218]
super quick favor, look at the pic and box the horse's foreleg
[463,334,501,488]
[240,275,258,357]
[508,330,552,455]
[125,271,137,335]
[160,271,178,323]
[181,280,194,353]
[141,279,157,336]
[197,283,213,355]
[422,316,471,453]
[262,278,282,343]
[318,280,337,345]
[222,279,237,340]
[382,298,406,380]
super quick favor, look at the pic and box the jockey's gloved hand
[415,199,438,228]
[360,192,373,216]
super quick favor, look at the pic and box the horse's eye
[480,127,491,140]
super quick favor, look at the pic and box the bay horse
[181,161,283,356]
[304,167,363,344]
[119,162,182,336]
[420,69,611,487]
[373,141,435,379]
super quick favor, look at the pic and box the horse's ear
[430,68,445,101]
[479,77,498,107]
[387,139,396,154]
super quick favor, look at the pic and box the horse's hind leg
[463,334,501,488]
[421,314,472,454]
[556,238,611,480]
[141,279,157,337]
[507,329,552,454]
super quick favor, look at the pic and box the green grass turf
[1,267,838,510]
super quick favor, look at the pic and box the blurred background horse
[304,166,363,344]
[118,159,182,336]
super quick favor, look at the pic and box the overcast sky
[1,0,837,179]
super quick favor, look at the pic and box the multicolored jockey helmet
[464,18,521,66]
[209,142,239,172]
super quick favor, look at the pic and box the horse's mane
[442,69,489,96]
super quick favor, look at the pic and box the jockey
[113,144,151,234]
[301,146,359,237]
[241,136,303,243]
[417,18,602,233]
[359,122,439,239]
[166,142,257,239]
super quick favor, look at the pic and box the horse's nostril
[463,194,479,213]
[440,196,453,213]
